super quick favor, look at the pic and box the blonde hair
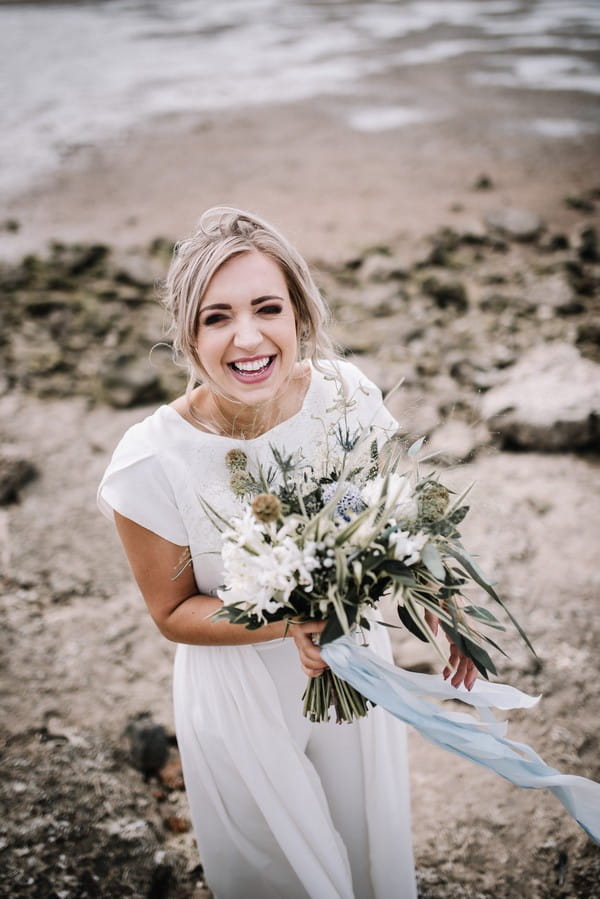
[163,206,337,391]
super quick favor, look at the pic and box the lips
[227,355,276,383]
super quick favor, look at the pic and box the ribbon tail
[321,636,600,844]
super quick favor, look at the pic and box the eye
[202,312,228,326]
[257,304,283,315]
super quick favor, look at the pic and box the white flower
[223,507,266,550]
[362,472,415,517]
[219,520,319,622]
[389,529,428,566]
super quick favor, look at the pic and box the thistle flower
[321,481,365,522]
[229,470,253,497]
[417,482,450,523]
[251,493,282,523]
[225,448,248,472]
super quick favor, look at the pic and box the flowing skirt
[173,624,416,899]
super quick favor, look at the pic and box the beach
[1,1,600,895]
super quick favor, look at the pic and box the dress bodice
[98,359,396,596]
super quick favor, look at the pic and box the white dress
[98,360,417,899]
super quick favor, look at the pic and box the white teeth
[232,357,271,373]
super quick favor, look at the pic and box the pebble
[125,715,169,774]
[0,448,37,504]
[485,208,545,242]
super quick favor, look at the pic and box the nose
[233,314,262,351]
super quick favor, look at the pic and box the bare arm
[114,512,327,673]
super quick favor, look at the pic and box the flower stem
[301,671,372,724]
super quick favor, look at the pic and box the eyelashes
[200,304,283,327]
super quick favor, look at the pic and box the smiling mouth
[228,356,275,376]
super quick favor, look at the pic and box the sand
[1,95,599,897]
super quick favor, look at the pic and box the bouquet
[204,421,533,725]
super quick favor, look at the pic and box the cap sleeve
[97,428,188,547]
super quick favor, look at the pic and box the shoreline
[2,98,599,265]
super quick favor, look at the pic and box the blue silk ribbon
[321,635,600,844]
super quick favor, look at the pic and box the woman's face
[195,249,299,407]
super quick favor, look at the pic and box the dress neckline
[160,362,319,444]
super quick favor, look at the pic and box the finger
[443,642,460,679]
[465,663,478,691]
[291,619,326,636]
[451,656,472,689]
[297,638,326,664]
[303,665,327,678]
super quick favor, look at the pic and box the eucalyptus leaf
[463,604,503,626]
[408,436,426,457]
[396,603,428,642]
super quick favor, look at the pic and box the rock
[158,757,185,791]
[539,232,570,253]
[564,260,597,296]
[110,249,167,288]
[448,356,504,390]
[385,387,441,440]
[426,419,491,464]
[360,252,408,283]
[100,354,166,408]
[564,194,595,214]
[164,815,192,835]
[485,209,545,242]
[68,244,110,277]
[525,273,579,314]
[418,227,461,267]
[481,343,600,451]
[473,173,494,191]
[457,222,489,245]
[479,292,535,315]
[354,282,406,317]
[576,319,600,361]
[125,715,169,774]
[0,448,37,504]
[579,226,599,263]
[421,276,468,312]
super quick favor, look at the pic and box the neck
[184,361,310,439]
[205,394,283,440]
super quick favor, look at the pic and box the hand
[424,611,478,691]
[288,619,329,678]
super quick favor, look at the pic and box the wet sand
[2,90,599,264]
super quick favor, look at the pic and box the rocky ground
[1,194,599,897]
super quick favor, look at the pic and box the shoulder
[107,407,168,468]
[98,406,189,545]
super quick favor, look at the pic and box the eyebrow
[200,294,285,312]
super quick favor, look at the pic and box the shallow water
[1,0,599,196]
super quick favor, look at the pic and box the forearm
[157,592,288,646]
